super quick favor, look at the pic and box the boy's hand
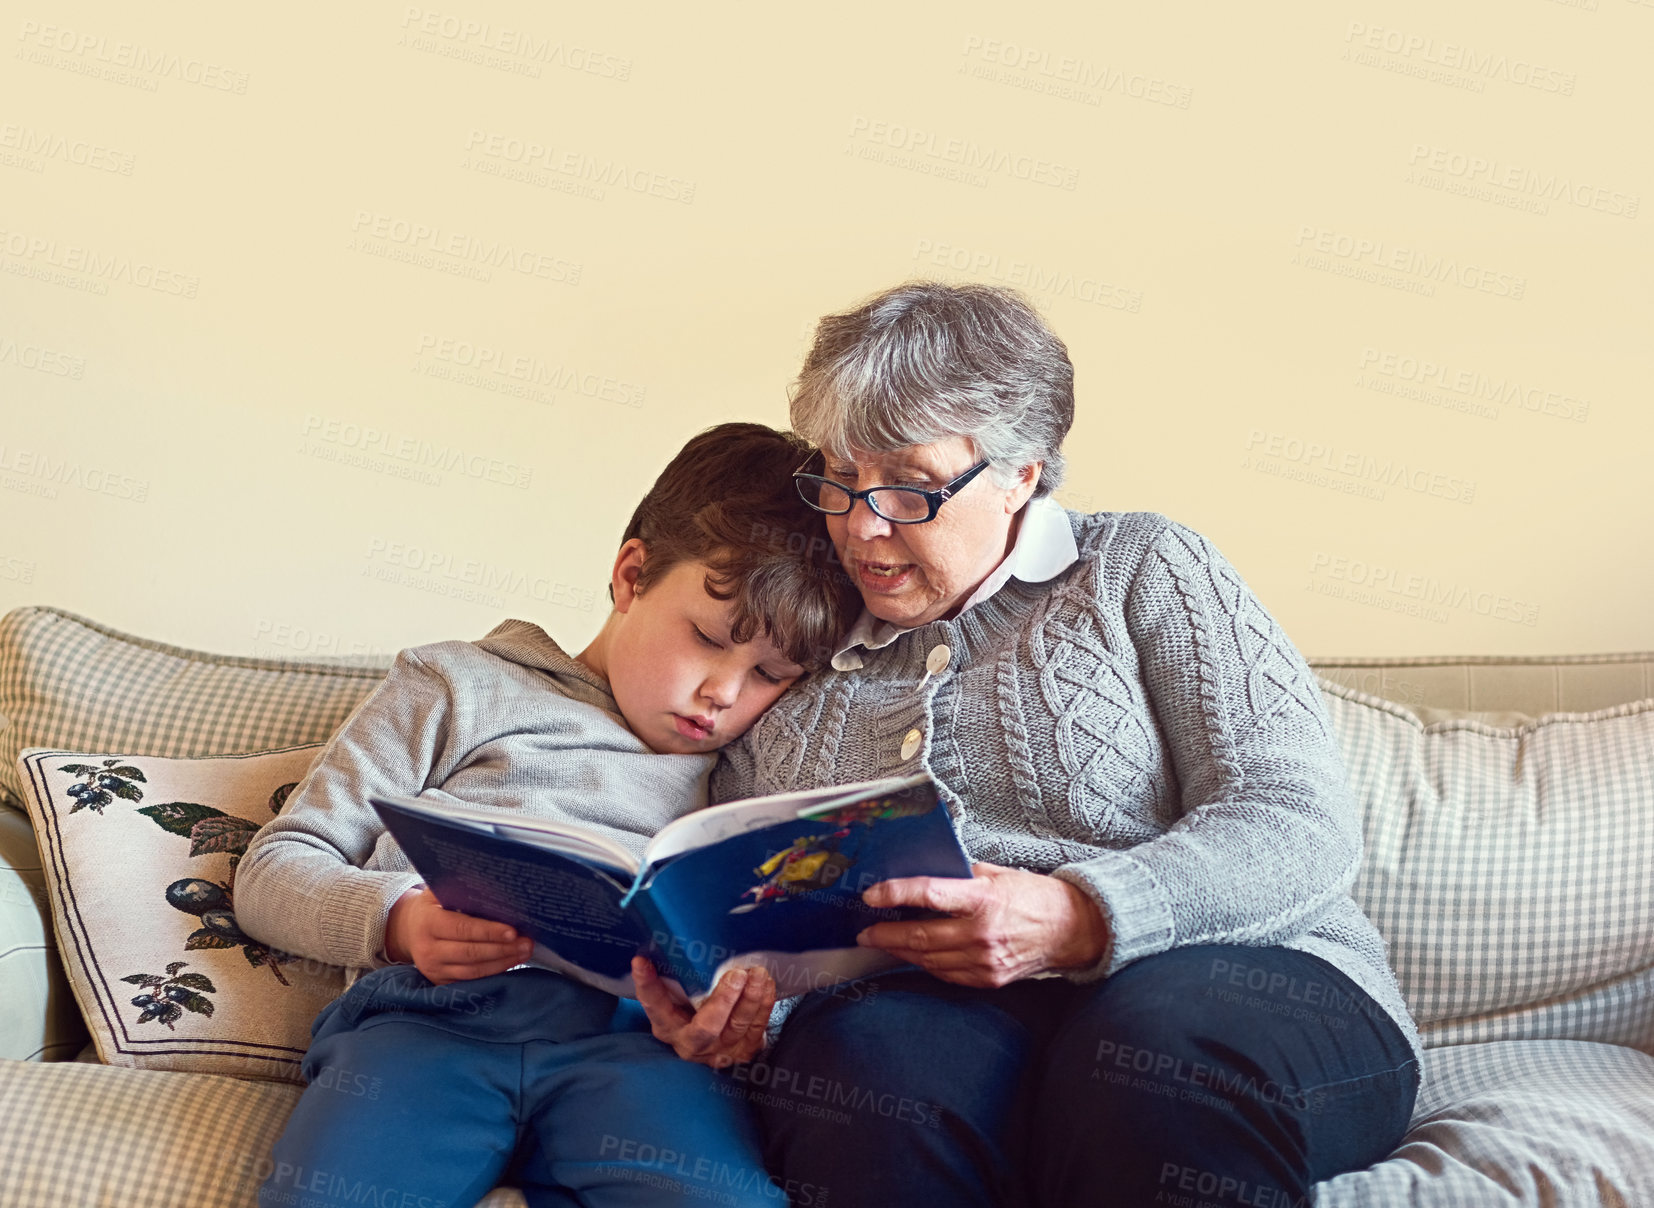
[384,885,534,984]
[632,956,775,1069]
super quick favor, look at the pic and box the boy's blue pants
[259,964,783,1208]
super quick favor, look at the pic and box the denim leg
[509,1027,787,1208]
[1029,944,1420,1208]
[754,969,1069,1208]
[259,1016,521,1208]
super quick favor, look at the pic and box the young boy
[236,423,858,1208]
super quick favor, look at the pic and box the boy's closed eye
[690,623,795,686]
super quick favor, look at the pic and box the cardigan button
[925,644,952,675]
[900,728,923,761]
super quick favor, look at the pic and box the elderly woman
[646,282,1421,1206]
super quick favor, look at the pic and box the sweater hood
[471,618,617,714]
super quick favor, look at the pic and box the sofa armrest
[0,803,89,1061]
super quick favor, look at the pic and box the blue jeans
[260,964,786,1208]
[755,945,1419,1208]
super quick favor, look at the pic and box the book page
[642,774,931,866]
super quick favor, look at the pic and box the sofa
[1,604,1651,1206]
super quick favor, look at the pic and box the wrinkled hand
[855,862,1111,988]
[632,957,776,1069]
[384,885,533,985]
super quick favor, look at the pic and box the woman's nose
[845,497,892,540]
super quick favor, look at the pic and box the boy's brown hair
[618,423,861,672]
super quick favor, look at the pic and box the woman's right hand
[383,885,533,984]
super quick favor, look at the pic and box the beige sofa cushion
[0,607,390,816]
[0,1058,528,1208]
[1318,1039,1654,1206]
[1321,680,1654,1053]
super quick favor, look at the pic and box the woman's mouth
[855,560,915,594]
[673,714,714,741]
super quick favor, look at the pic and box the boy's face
[605,550,805,755]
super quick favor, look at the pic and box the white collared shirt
[830,494,1081,672]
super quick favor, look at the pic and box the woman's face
[821,435,1040,630]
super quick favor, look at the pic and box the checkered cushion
[1317,1040,1654,1206]
[0,1057,529,1207]
[1321,679,1654,1053]
[0,607,391,816]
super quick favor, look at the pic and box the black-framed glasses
[793,455,992,524]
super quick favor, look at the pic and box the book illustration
[731,791,936,914]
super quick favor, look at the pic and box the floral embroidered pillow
[18,744,347,1083]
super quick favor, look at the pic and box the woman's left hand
[632,957,776,1068]
[856,863,1111,987]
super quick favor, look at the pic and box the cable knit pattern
[712,509,1420,1062]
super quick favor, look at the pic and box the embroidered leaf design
[58,764,98,775]
[111,781,145,803]
[68,798,87,815]
[178,991,215,1017]
[165,961,187,975]
[139,801,228,838]
[188,815,260,857]
[120,974,166,987]
[185,929,238,950]
[270,782,298,814]
[105,766,147,781]
[173,972,216,992]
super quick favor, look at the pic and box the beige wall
[2,3,1647,661]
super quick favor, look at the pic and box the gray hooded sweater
[235,620,716,989]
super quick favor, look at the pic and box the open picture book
[368,773,972,1002]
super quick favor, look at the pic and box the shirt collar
[829,495,1080,671]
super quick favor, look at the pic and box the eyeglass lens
[805,479,931,521]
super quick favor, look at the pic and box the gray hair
[789,280,1075,496]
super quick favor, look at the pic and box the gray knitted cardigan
[713,509,1421,1062]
